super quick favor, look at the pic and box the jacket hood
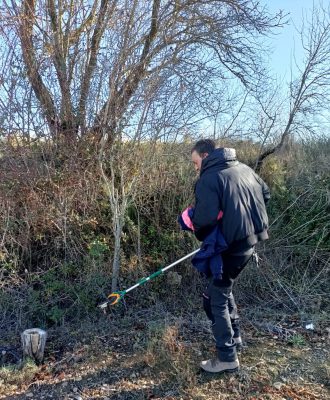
[201,147,238,174]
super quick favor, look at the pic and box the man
[190,139,270,373]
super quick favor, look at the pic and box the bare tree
[99,142,138,291]
[255,2,330,171]
[98,140,174,291]
[1,0,284,144]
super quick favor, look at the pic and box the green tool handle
[125,269,163,293]
[125,248,199,294]
[98,249,200,308]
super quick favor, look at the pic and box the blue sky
[267,0,315,81]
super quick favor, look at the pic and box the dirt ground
[1,307,329,400]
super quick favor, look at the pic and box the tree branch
[77,0,116,134]
[19,0,58,134]
[95,0,161,142]
[47,0,75,133]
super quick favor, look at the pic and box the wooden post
[21,328,47,364]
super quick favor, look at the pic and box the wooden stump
[21,328,47,364]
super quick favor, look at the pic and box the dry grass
[0,358,38,389]
[0,307,329,399]
[142,320,197,387]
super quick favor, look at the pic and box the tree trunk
[21,328,47,364]
[111,221,123,292]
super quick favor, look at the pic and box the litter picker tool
[98,248,199,309]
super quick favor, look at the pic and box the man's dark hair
[191,139,216,155]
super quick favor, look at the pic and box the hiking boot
[200,357,239,373]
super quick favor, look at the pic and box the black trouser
[202,252,253,362]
